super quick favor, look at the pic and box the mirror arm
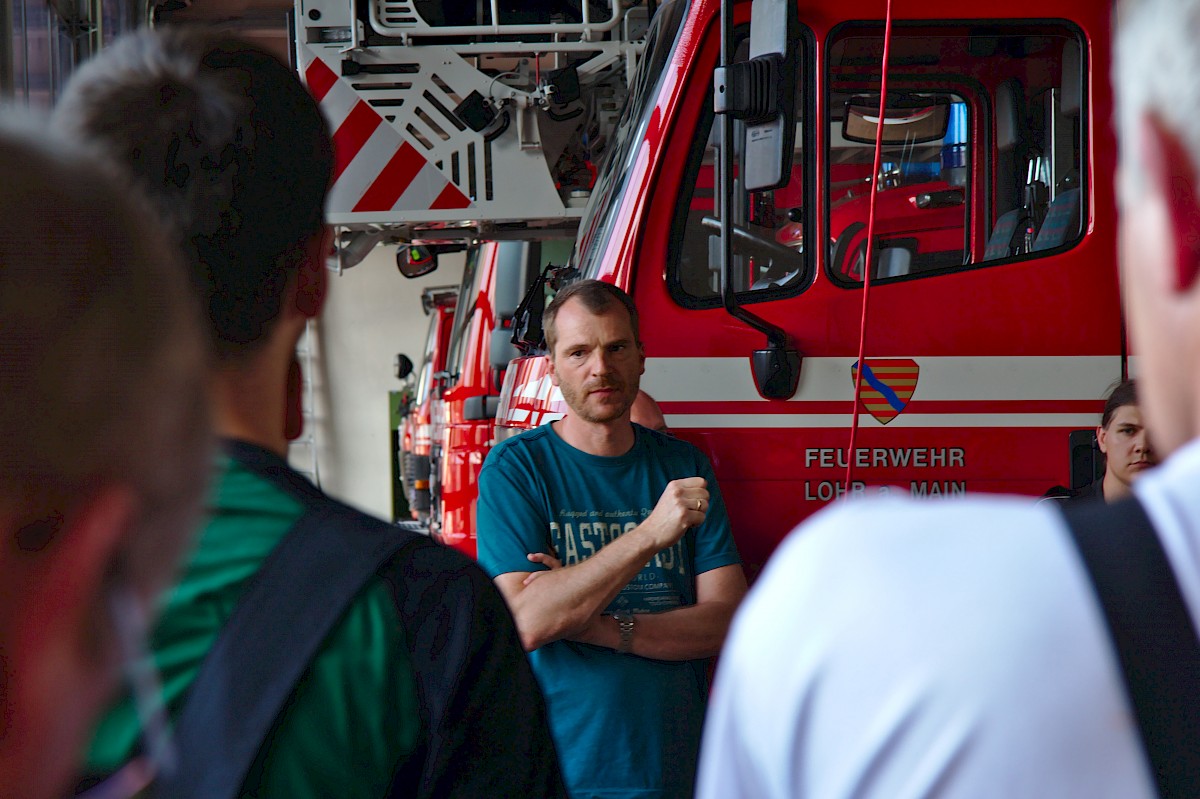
[715,0,801,400]
[510,262,565,355]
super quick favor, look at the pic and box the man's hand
[639,477,709,549]
[523,552,563,586]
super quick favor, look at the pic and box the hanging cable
[844,0,895,494]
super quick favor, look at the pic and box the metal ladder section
[293,0,650,264]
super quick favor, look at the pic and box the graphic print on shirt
[549,509,690,613]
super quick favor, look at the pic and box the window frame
[823,19,1089,290]
[663,20,818,311]
[444,245,483,385]
[574,0,691,278]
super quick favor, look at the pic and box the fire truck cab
[497,0,1119,574]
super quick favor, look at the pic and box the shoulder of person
[743,493,1089,689]
[1041,484,1075,501]
[636,423,704,458]
[719,493,1150,799]
[643,427,721,480]
[1040,482,1100,504]
[355,512,511,629]
[307,493,495,602]
[482,425,554,467]
[770,494,1064,583]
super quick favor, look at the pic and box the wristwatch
[611,611,635,654]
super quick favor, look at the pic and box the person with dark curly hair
[58,28,563,799]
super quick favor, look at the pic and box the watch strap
[612,612,635,654]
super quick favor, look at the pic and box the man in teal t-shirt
[478,280,747,799]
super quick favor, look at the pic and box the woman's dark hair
[1101,379,1139,429]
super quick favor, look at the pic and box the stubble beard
[561,378,638,425]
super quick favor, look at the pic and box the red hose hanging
[844,0,895,494]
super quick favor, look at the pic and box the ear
[1096,424,1109,455]
[638,341,646,376]
[2,486,138,788]
[1141,115,1200,293]
[293,226,332,319]
[548,353,560,387]
[284,356,305,441]
[15,486,137,665]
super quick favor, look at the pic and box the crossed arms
[491,477,748,658]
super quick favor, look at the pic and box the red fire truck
[427,239,572,555]
[295,0,1119,573]
[397,285,457,524]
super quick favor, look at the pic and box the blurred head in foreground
[0,121,209,799]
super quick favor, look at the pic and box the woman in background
[1046,379,1156,503]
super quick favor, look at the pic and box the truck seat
[984,209,1022,261]
[1032,189,1082,252]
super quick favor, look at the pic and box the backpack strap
[1059,497,1200,798]
[156,501,420,799]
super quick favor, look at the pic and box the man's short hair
[0,120,210,597]
[54,28,335,361]
[544,279,641,353]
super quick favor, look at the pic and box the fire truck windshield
[574,0,688,281]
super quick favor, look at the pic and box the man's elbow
[518,627,550,652]
[515,618,569,652]
[510,602,580,652]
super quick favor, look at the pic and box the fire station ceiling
[150,0,290,56]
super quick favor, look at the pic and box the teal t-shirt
[87,445,420,797]
[477,423,741,799]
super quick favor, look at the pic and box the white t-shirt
[697,439,1200,799]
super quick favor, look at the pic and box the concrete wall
[291,245,464,520]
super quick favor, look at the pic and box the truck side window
[414,304,444,406]
[827,23,1086,284]
[668,33,812,308]
[445,245,483,384]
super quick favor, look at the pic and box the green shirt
[87,448,420,797]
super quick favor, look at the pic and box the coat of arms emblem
[850,359,919,424]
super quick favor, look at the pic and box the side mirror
[464,395,500,421]
[397,245,438,278]
[510,263,555,355]
[395,353,414,380]
[490,326,519,372]
[742,0,798,191]
[494,242,533,320]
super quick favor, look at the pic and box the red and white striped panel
[303,56,473,215]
